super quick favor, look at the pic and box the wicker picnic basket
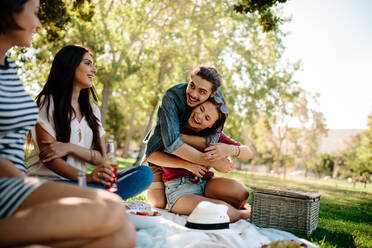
[251,187,320,236]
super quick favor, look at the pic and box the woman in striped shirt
[0,1,135,247]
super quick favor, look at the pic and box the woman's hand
[39,141,71,163]
[86,164,115,186]
[185,164,208,178]
[202,143,235,161]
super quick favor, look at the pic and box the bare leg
[0,182,136,248]
[146,188,167,209]
[171,194,250,222]
[204,177,249,209]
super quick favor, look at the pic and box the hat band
[185,221,230,230]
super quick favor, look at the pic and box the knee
[231,184,249,208]
[115,217,136,248]
[137,165,154,187]
[237,185,250,202]
[98,201,127,233]
[146,189,166,209]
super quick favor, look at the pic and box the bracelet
[90,149,96,164]
[236,146,240,157]
[90,149,93,163]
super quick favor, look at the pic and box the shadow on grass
[308,227,356,248]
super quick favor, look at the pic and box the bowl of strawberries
[126,209,162,229]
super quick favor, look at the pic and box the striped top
[0,57,38,172]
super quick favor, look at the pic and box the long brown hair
[36,45,103,155]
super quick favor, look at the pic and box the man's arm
[172,144,233,173]
[147,151,208,178]
[180,134,206,151]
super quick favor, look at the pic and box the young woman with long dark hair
[0,1,135,247]
[27,45,153,200]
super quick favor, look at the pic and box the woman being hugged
[0,1,135,247]
[27,44,153,200]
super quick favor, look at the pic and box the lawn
[110,158,372,248]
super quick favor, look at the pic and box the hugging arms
[146,95,253,222]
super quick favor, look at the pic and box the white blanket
[135,209,317,248]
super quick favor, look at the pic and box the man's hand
[185,163,208,177]
[202,143,235,161]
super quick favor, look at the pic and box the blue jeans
[55,165,154,200]
[164,176,207,211]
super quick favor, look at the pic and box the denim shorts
[164,176,207,211]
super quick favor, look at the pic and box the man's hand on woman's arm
[172,143,233,173]
[203,143,254,161]
[147,151,208,178]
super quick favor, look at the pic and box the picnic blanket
[133,208,318,248]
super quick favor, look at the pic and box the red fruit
[136,212,150,216]
[300,244,308,247]
[153,212,160,216]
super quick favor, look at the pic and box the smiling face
[185,75,217,107]
[10,0,41,48]
[74,53,97,90]
[187,101,220,132]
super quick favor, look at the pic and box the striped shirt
[0,57,38,172]
[0,177,45,218]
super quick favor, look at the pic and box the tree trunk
[122,111,136,157]
[134,104,158,165]
[304,165,308,177]
[100,76,110,128]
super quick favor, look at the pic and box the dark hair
[190,65,222,92]
[36,45,103,155]
[198,97,228,137]
[0,0,28,34]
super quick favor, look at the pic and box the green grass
[216,170,372,248]
[89,160,372,247]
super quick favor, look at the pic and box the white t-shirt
[27,96,105,179]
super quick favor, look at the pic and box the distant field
[111,158,372,248]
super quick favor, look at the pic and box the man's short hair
[191,65,222,92]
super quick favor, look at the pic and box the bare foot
[242,203,251,211]
[240,209,251,220]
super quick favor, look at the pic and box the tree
[233,0,288,32]
[355,113,372,175]
[15,0,304,166]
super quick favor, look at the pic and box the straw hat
[185,201,230,230]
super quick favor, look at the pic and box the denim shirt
[144,83,223,158]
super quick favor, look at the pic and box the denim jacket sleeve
[204,131,221,146]
[158,94,185,154]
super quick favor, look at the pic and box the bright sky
[281,0,372,130]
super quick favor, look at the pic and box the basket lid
[251,187,320,199]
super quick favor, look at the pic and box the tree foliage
[15,0,334,172]
[233,0,287,32]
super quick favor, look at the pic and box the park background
[13,0,371,247]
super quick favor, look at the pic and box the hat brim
[185,221,230,230]
[186,227,234,234]
[161,216,235,234]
